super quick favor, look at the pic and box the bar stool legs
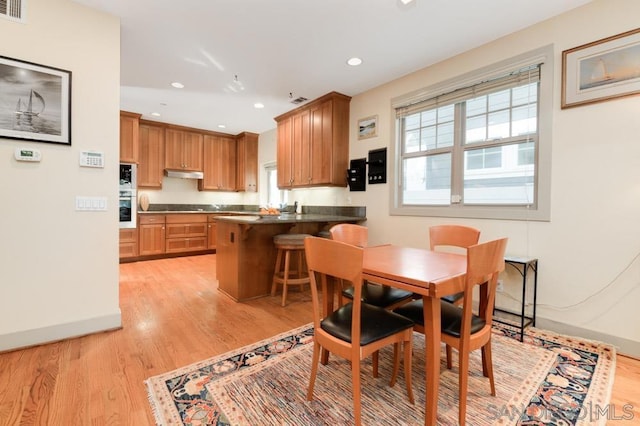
[271,234,312,307]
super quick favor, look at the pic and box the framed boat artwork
[562,28,640,109]
[0,55,71,145]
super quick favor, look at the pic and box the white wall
[0,0,121,350]
[346,0,640,355]
[139,177,252,206]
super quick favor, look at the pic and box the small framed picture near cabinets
[358,115,378,140]
[562,28,640,109]
[0,55,71,145]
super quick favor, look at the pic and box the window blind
[395,64,541,118]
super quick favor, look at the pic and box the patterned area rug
[145,323,615,425]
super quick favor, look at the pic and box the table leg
[423,295,440,426]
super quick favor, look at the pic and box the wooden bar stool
[271,234,312,306]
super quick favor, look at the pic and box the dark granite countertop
[138,204,366,219]
[215,213,365,224]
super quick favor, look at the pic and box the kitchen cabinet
[275,92,350,188]
[165,128,203,171]
[277,110,310,188]
[277,115,294,188]
[236,132,259,192]
[120,111,141,163]
[207,214,219,249]
[138,120,165,188]
[119,228,138,259]
[199,135,236,191]
[139,215,166,256]
[165,214,208,253]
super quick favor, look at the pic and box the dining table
[362,244,467,426]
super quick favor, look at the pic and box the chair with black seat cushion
[304,236,415,426]
[429,224,481,305]
[329,224,414,310]
[393,237,508,426]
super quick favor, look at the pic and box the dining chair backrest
[429,225,480,252]
[329,223,368,248]
[462,237,508,328]
[304,236,364,334]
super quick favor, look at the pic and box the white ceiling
[74,0,592,135]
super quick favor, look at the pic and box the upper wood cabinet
[138,121,165,188]
[165,128,203,171]
[120,111,141,163]
[236,132,259,192]
[199,135,237,191]
[274,92,350,188]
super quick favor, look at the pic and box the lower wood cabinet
[119,228,138,259]
[165,214,208,253]
[138,215,166,256]
[123,213,233,262]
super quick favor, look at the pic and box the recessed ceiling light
[151,112,161,117]
[217,124,226,129]
[347,57,363,66]
[254,103,265,109]
[171,82,184,89]
[400,0,414,4]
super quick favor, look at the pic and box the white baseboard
[0,311,122,352]
[536,316,640,359]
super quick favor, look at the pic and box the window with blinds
[391,46,552,221]
[1,0,24,22]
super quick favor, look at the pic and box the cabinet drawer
[119,228,137,243]
[139,214,166,224]
[166,214,208,224]
[119,242,138,258]
[165,222,207,238]
[166,237,208,253]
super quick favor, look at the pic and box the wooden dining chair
[330,224,414,310]
[394,237,508,426]
[304,236,415,425]
[429,224,481,305]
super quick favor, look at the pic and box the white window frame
[265,162,287,208]
[390,45,553,221]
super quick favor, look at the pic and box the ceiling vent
[1,0,25,22]
[290,96,308,105]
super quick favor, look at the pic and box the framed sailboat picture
[0,56,71,145]
[562,28,640,109]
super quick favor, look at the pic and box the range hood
[164,169,204,179]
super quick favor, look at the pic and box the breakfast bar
[215,213,364,301]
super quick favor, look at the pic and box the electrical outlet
[496,280,504,292]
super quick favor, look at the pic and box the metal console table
[493,255,538,341]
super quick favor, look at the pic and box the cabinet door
[309,100,333,185]
[236,133,258,192]
[120,111,140,163]
[182,132,203,171]
[164,129,184,170]
[277,117,293,188]
[292,110,311,187]
[164,129,203,171]
[139,224,166,255]
[138,123,165,188]
[207,222,217,249]
[200,135,236,190]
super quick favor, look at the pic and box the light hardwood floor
[0,254,638,425]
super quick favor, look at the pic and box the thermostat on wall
[14,147,42,162]
[80,150,105,168]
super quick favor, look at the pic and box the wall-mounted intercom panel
[347,158,366,191]
[368,148,387,184]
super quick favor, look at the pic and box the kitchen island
[216,213,364,302]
